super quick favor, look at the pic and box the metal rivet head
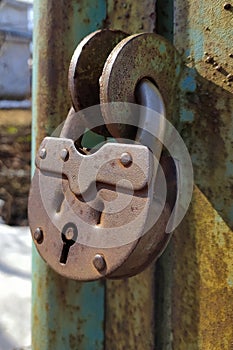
[224,3,232,10]
[205,56,213,63]
[60,148,69,161]
[226,73,233,82]
[39,148,47,159]
[93,254,106,272]
[34,228,43,244]
[120,152,132,167]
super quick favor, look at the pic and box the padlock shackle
[135,78,166,155]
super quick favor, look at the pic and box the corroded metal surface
[29,138,154,280]
[30,27,181,282]
[155,0,233,348]
[32,0,106,349]
[29,166,172,280]
[32,0,107,145]
[29,132,177,280]
[29,169,143,280]
[172,187,233,349]
[105,0,156,34]
[105,266,155,349]
[102,3,162,347]
[175,0,233,229]
[35,137,152,193]
[69,29,127,111]
[32,269,104,350]
[31,0,233,348]
[68,29,127,136]
[100,32,183,138]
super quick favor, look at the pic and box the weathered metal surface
[29,109,178,280]
[35,137,152,193]
[29,162,172,280]
[175,0,233,228]
[156,0,173,43]
[173,187,233,349]
[32,0,106,348]
[29,138,155,280]
[68,29,127,136]
[32,271,104,349]
[103,3,159,347]
[105,265,155,349]
[104,0,156,34]
[32,0,107,146]
[100,32,183,138]
[155,0,233,348]
[155,187,233,349]
[69,29,127,111]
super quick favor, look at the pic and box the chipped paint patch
[226,161,233,177]
[179,69,197,92]
[159,42,166,54]
[180,109,194,122]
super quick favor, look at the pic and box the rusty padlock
[28,30,190,280]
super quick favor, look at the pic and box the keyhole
[60,223,78,265]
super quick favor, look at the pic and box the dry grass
[0,109,31,126]
[0,109,31,225]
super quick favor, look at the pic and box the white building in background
[0,0,33,105]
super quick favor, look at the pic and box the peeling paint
[105,266,155,349]
[104,0,156,34]
[156,0,233,348]
[180,109,194,123]
[179,69,197,92]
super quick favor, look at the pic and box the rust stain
[100,33,183,138]
[32,1,106,349]
[175,0,233,228]
[104,0,156,34]
[105,266,155,350]
[103,2,158,348]
[171,187,233,349]
[68,29,127,113]
[154,0,233,348]
[178,67,233,229]
[33,1,89,147]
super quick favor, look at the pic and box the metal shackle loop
[135,77,166,159]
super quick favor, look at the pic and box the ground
[0,224,31,350]
[0,110,31,225]
[0,110,32,349]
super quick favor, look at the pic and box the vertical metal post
[32,1,106,349]
[155,0,233,348]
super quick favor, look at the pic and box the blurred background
[0,0,33,226]
[0,1,33,349]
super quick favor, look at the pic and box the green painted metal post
[31,1,106,349]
